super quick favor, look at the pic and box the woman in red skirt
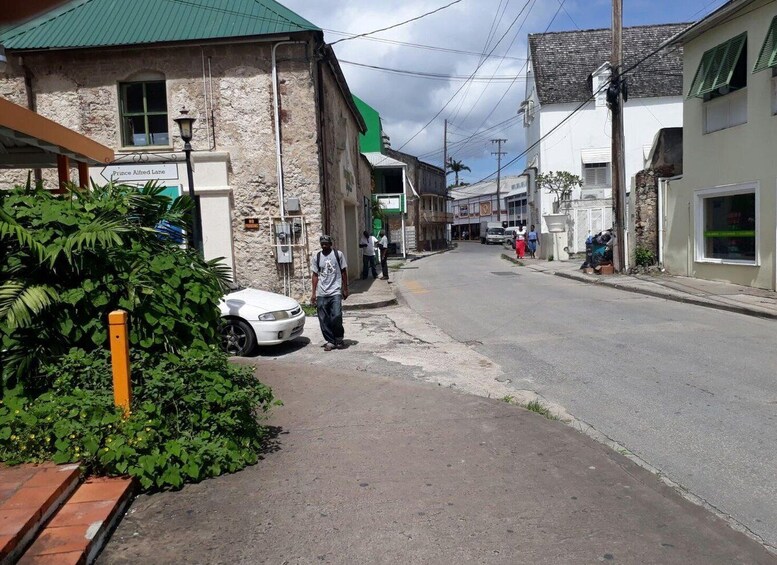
[515,224,526,259]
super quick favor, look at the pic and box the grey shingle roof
[529,23,690,105]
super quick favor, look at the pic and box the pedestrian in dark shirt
[527,225,539,259]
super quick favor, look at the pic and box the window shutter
[754,16,777,72]
[688,33,747,98]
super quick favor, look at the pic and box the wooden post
[611,0,627,272]
[77,161,90,188]
[56,154,70,194]
[108,310,132,415]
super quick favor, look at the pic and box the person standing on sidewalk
[515,224,526,259]
[311,235,348,351]
[359,230,378,280]
[527,224,539,259]
[377,230,390,280]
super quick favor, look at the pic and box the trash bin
[591,242,607,266]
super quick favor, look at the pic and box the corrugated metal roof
[0,0,319,50]
[449,175,526,201]
[362,152,406,169]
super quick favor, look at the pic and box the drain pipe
[272,40,305,220]
[272,40,305,297]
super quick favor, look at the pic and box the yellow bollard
[108,310,132,415]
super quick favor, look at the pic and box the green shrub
[0,181,229,388]
[634,246,656,267]
[0,347,277,491]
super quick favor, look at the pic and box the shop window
[695,184,757,264]
[119,80,169,147]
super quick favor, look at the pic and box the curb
[405,247,455,263]
[343,297,398,311]
[552,270,777,321]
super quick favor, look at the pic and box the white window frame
[694,181,759,266]
[583,162,611,189]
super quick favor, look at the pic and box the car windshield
[487,228,504,235]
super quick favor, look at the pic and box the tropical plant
[634,246,656,267]
[446,158,471,187]
[0,346,278,491]
[536,171,583,213]
[0,181,230,389]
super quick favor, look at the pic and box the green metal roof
[353,95,384,154]
[0,0,319,50]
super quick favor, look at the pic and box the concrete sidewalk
[99,362,776,564]
[505,254,777,320]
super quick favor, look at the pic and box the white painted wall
[527,96,682,239]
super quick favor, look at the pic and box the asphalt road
[395,242,777,550]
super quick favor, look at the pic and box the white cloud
[280,0,723,182]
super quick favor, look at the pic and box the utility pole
[491,138,507,222]
[610,0,627,272]
[443,119,448,181]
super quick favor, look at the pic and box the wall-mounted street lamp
[174,108,203,253]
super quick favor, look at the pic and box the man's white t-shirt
[311,250,347,297]
[360,235,377,256]
[379,235,389,251]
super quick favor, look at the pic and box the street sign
[374,194,405,213]
[100,163,179,183]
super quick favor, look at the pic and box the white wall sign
[101,163,179,182]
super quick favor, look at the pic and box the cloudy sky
[282,0,727,184]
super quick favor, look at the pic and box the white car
[219,288,306,356]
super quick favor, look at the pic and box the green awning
[688,32,747,98]
[754,16,777,72]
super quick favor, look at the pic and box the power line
[454,0,536,127]
[450,0,562,161]
[395,0,536,153]
[448,0,513,123]
[323,30,527,61]
[330,0,463,45]
[338,59,526,82]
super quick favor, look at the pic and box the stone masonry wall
[633,169,659,260]
[316,59,371,281]
[0,38,367,301]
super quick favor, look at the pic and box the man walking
[311,235,348,351]
[359,230,378,280]
[377,229,390,280]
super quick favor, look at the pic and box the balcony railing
[420,210,453,223]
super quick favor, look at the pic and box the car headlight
[258,310,290,321]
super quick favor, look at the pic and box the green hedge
[0,347,278,491]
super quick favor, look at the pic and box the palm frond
[205,257,234,291]
[0,281,59,329]
[0,207,48,262]
[62,216,128,258]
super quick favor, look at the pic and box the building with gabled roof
[0,0,370,301]
[523,23,688,256]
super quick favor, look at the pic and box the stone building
[0,0,369,300]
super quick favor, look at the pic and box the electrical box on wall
[274,221,292,263]
[285,198,301,213]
